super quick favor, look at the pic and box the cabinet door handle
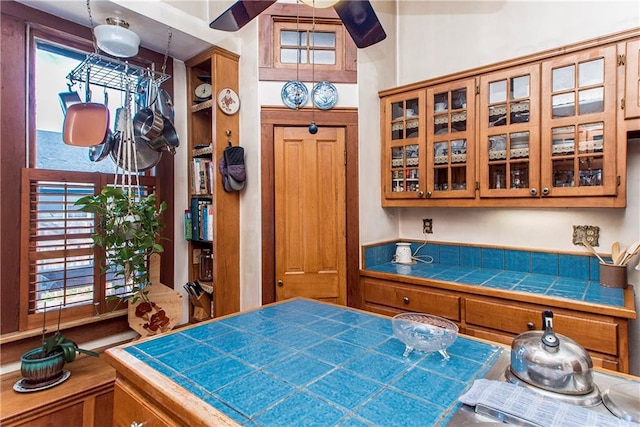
[277,280,283,287]
[527,322,535,330]
[529,188,537,196]
[541,187,550,196]
[403,296,410,304]
[417,191,424,198]
[131,422,145,427]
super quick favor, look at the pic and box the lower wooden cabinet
[113,378,179,427]
[364,277,461,321]
[360,275,634,373]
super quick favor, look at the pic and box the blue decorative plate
[281,80,308,110]
[311,81,338,110]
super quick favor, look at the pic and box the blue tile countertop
[362,241,631,308]
[112,298,504,426]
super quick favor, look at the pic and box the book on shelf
[190,197,213,241]
[191,158,213,195]
[184,210,192,240]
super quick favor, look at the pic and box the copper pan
[62,102,109,147]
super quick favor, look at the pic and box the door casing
[261,107,360,307]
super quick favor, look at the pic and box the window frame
[274,21,344,71]
[259,3,357,83]
[0,5,174,339]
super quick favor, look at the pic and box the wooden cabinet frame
[380,28,640,208]
[185,48,241,318]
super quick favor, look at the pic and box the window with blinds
[20,169,156,329]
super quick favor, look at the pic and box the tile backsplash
[363,241,604,282]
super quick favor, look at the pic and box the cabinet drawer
[465,298,618,355]
[363,278,460,321]
[113,379,179,427]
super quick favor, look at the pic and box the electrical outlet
[572,225,600,246]
[422,218,433,234]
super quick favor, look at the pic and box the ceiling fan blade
[210,0,277,31]
[334,0,386,48]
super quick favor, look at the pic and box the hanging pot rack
[66,52,170,92]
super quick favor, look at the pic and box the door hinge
[617,175,621,186]
[475,181,480,191]
[475,86,480,95]
[344,150,347,165]
[617,53,626,66]
[621,98,625,110]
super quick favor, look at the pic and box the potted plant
[20,309,98,389]
[75,186,172,335]
[75,186,167,304]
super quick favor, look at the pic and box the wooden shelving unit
[185,47,240,319]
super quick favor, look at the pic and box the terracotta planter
[20,348,65,387]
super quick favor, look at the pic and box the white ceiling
[15,0,239,61]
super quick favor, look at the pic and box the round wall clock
[217,87,240,115]
[194,83,212,101]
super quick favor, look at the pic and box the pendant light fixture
[86,0,140,58]
[300,0,339,8]
[308,0,318,134]
[94,17,141,58]
[281,1,308,110]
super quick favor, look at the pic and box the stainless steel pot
[133,108,164,140]
[144,117,179,154]
[509,310,594,395]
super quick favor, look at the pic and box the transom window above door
[258,3,357,83]
[276,22,341,69]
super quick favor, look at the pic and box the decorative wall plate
[217,88,240,115]
[281,80,308,110]
[311,81,338,110]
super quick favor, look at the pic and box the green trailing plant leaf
[75,186,167,305]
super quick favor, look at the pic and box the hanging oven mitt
[218,143,246,192]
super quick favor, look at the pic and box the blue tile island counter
[105,298,506,426]
[359,240,636,372]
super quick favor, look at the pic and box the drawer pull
[527,322,535,330]
[403,296,410,304]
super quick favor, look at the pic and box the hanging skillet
[209,0,386,49]
[62,70,110,147]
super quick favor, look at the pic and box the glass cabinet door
[426,80,476,198]
[540,45,618,197]
[479,64,540,197]
[384,91,426,199]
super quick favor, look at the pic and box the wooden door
[274,126,346,304]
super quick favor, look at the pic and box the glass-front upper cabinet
[425,80,476,199]
[383,90,426,199]
[479,64,540,197]
[540,46,618,197]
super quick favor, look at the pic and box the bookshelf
[185,47,240,319]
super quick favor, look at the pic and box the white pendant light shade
[300,0,340,8]
[94,17,140,58]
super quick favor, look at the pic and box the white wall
[164,0,640,373]
[381,1,640,374]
